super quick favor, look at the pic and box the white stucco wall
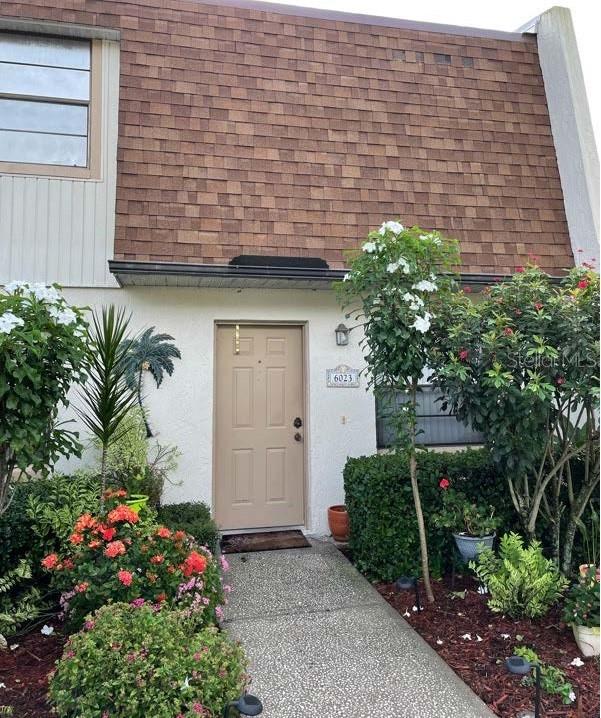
[59,286,376,535]
[535,6,600,265]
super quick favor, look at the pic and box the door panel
[215,325,305,530]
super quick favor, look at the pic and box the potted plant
[328,505,349,542]
[432,477,501,562]
[563,565,600,656]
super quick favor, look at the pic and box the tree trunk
[561,517,579,577]
[137,369,153,438]
[409,380,435,604]
[100,445,107,512]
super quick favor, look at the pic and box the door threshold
[220,525,306,536]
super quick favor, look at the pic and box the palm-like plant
[76,306,138,509]
[122,327,181,437]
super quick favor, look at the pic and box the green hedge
[157,502,220,553]
[343,448,517,581]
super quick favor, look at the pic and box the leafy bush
[49,603,247,718]
[0,559,47,639]
[514,646,575,705]
[563,565,600,627]
[470,533,568,618]
[42,491,226,629]
[344,448,516,580]
[157,502,220,553]
[432,479,501,536]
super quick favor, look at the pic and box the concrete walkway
[223,539,495,718]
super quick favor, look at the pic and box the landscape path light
[505,655,541,718]
[395,575,422,612]
[222,693,263,717]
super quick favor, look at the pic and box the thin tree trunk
[409,380,435,603]
[100,446,107,512]
[137,368,153,438]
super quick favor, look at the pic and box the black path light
[395,575,422,612]
[222,694,263,717]
[505,655,541,718]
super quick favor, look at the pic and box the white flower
[411,312,433,334]
[436,639,443,645]
[343,273,350,282]
[41,624,54,636]
[477,585,488,594]
[0,311,24,334]
[4,280,29,294]
[568,690,576,703]
[461,633,472,641]
[379,220,404,236]
[402,292,424,311]
[570,657,585,667]
[476,634,483,642]
[412,279,438,292]
[412,605,418,612]
[402,609,410,617]
[0,682,6,688]
[500,633,510,640]
[362,241,377,253]
[386,257,410,274]
[49,306,77,325]
[181,676,190,689]
[9,644,18,651]
[30,283,61,303]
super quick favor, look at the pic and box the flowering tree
[338,221,459,602]
[0,282,88,515]
[431,264,600,574]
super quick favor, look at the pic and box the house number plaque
[326,364,360,388]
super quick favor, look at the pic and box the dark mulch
[221,529,310,553]
[378,575,600,718]
[0,625,64,718]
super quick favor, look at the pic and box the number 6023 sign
[326,364,360,388]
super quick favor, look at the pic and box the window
[376,386,484,448]
[0,32,97,172]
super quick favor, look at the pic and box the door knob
[294,432,302,442]
[293,417,303,428]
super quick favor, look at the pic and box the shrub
[344,448,515,581]
[158,502,220,553]
[432,479,501,537]
[0,559,47,639]
[49,603,247,718]
[563,566,600,627]
[470,532,568,618]
[42,491,226,629]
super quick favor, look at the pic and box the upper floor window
[0,32,98,174]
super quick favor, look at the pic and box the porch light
[335,323,349,346]
[395,575,422,612]
[222,693,263,717]
[505,655,541,718]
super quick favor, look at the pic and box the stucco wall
[59,286,376,535]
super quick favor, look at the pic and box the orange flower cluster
[74,513,97,533]
[181,550,208,578]
[117,569,133,586]
[107,504,140,525]
[104,488,127,500]
[104,540,127,559]
[155,526,171,539]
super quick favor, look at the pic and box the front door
[214,324,305,530]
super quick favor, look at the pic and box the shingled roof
[1,0,575,275]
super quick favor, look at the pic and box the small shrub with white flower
[337,221,459,602]
[0,281,89,516]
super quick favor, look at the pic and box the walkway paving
[223,539,495,718]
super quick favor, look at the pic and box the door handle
[293,417,303,428]
[294,432,302,442]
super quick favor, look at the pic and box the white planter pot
[572,624,600,657]
[453,533,495,562]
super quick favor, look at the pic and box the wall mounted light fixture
[335,323,349,346]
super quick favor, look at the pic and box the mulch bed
[0,625,65,718]
[378,574,600,718]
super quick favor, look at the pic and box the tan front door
[214,324,305,530]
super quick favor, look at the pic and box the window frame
[0,34,102,180]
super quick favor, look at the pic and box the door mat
[221,530,310,554]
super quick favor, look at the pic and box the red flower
[534,302,543,311]
[62,558,75,571]
[41,553,59,570]
[107,504,139,525]
[458,349,469,361]
[150,554,165,564]
[147,572,157,584]
[104,540,127,559]
[155,593,167,603]
[515,266,524,273]
[74,513,97,533]
[174,530,186,542]
[88,539,102,549]
[155,526,172,539]
[463,286,472,294]
[117,570,133,587]
[556,376,566,385]
[98,525,117,542]
[439,477,450,490]
[104,488,127,499]
[181,551,208,577]
[75,582,89,593]
[69,532,84,545]
[503,327,513,336]
[577,279,589,289]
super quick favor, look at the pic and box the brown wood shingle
[0,0,574,273]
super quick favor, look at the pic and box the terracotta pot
[328,505,349,542]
